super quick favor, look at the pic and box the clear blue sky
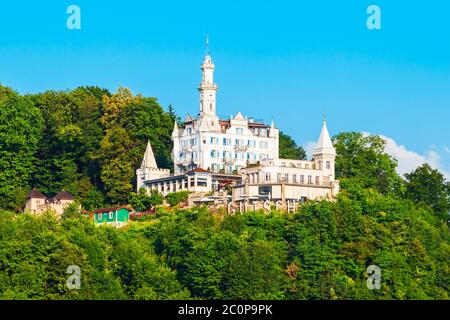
[0,0,449,176]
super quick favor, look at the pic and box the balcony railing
[244,179,333,188]
[234,145,248,151]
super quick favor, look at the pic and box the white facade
[233,120,340,201]
[136,141,171,191]
[136,45,340,205]
[136,140,214,197]
[172,52,279,175]
[139,168,213,197]
[24,189,75,217]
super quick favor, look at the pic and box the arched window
[326,161,331,169]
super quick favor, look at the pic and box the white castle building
[136,46,339,205]
[232,118,340,202]
[172,52,279,175]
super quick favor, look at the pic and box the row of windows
[207,137,268,148]
[181,138,198,147]
[250,173,321,185]
[211,164,242,172]
[150,178,210,191]
[209,150,268,161]
[178,152,198,161]
[249,127,269,137]
[278,161,331,170]
[98,212,115,220]
[180,136,271,149]
[184,127,269,138]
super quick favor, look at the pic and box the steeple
[198,36,218,117]
[172,121,179,137]
[141,140,158,168]
[313,117,336,156]
[269,119,278,139]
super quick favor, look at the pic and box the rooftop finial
[324,113,327,123]
[205,33,209,55]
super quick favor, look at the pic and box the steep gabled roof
[26,188,47,199]
[141,140,158,169]
[233,112,246,121]
[184,113,194,123]
[54,190,75,200]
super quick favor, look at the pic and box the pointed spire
[141,140,158,169]
[172,121,179,137]
[184,113,193,122]
[269,119,277,138]
[313,118,336,155]
[205,33,209,55]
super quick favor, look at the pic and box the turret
[312,117,336,181]
[198,35,219,118]
[136,140,170,191]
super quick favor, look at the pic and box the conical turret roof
[313,118,336,155]
[141,140,158,168]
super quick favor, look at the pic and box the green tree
[97,88,174,203]
[81,188,106,211]
[149,190,164,207]
[279,132,307,160]
[0,86,43,210]
[129,188,154,212]
[166,191,190,207]
[29,87,107,200]
[404,164,450,220]
[62,201,83,220]
[333,132,403,195]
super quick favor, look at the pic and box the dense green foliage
[334,132,404,196]
[165,191,190,207]
[0,184,448,300]
[0,87,43,210]
[404,164,450,221]
[279,132,307,160]
[0,85,174,209]
[0,210,190,300]
[0,84,449,300]
[129,188,164,212]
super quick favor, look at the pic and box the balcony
[244,179,333,188]
[234,145,248,152]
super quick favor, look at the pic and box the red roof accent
[186,167,209,174]
[248,122,270,128]
[54,190,75,200]
[26,188,47,199]
[92,206,132,214]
